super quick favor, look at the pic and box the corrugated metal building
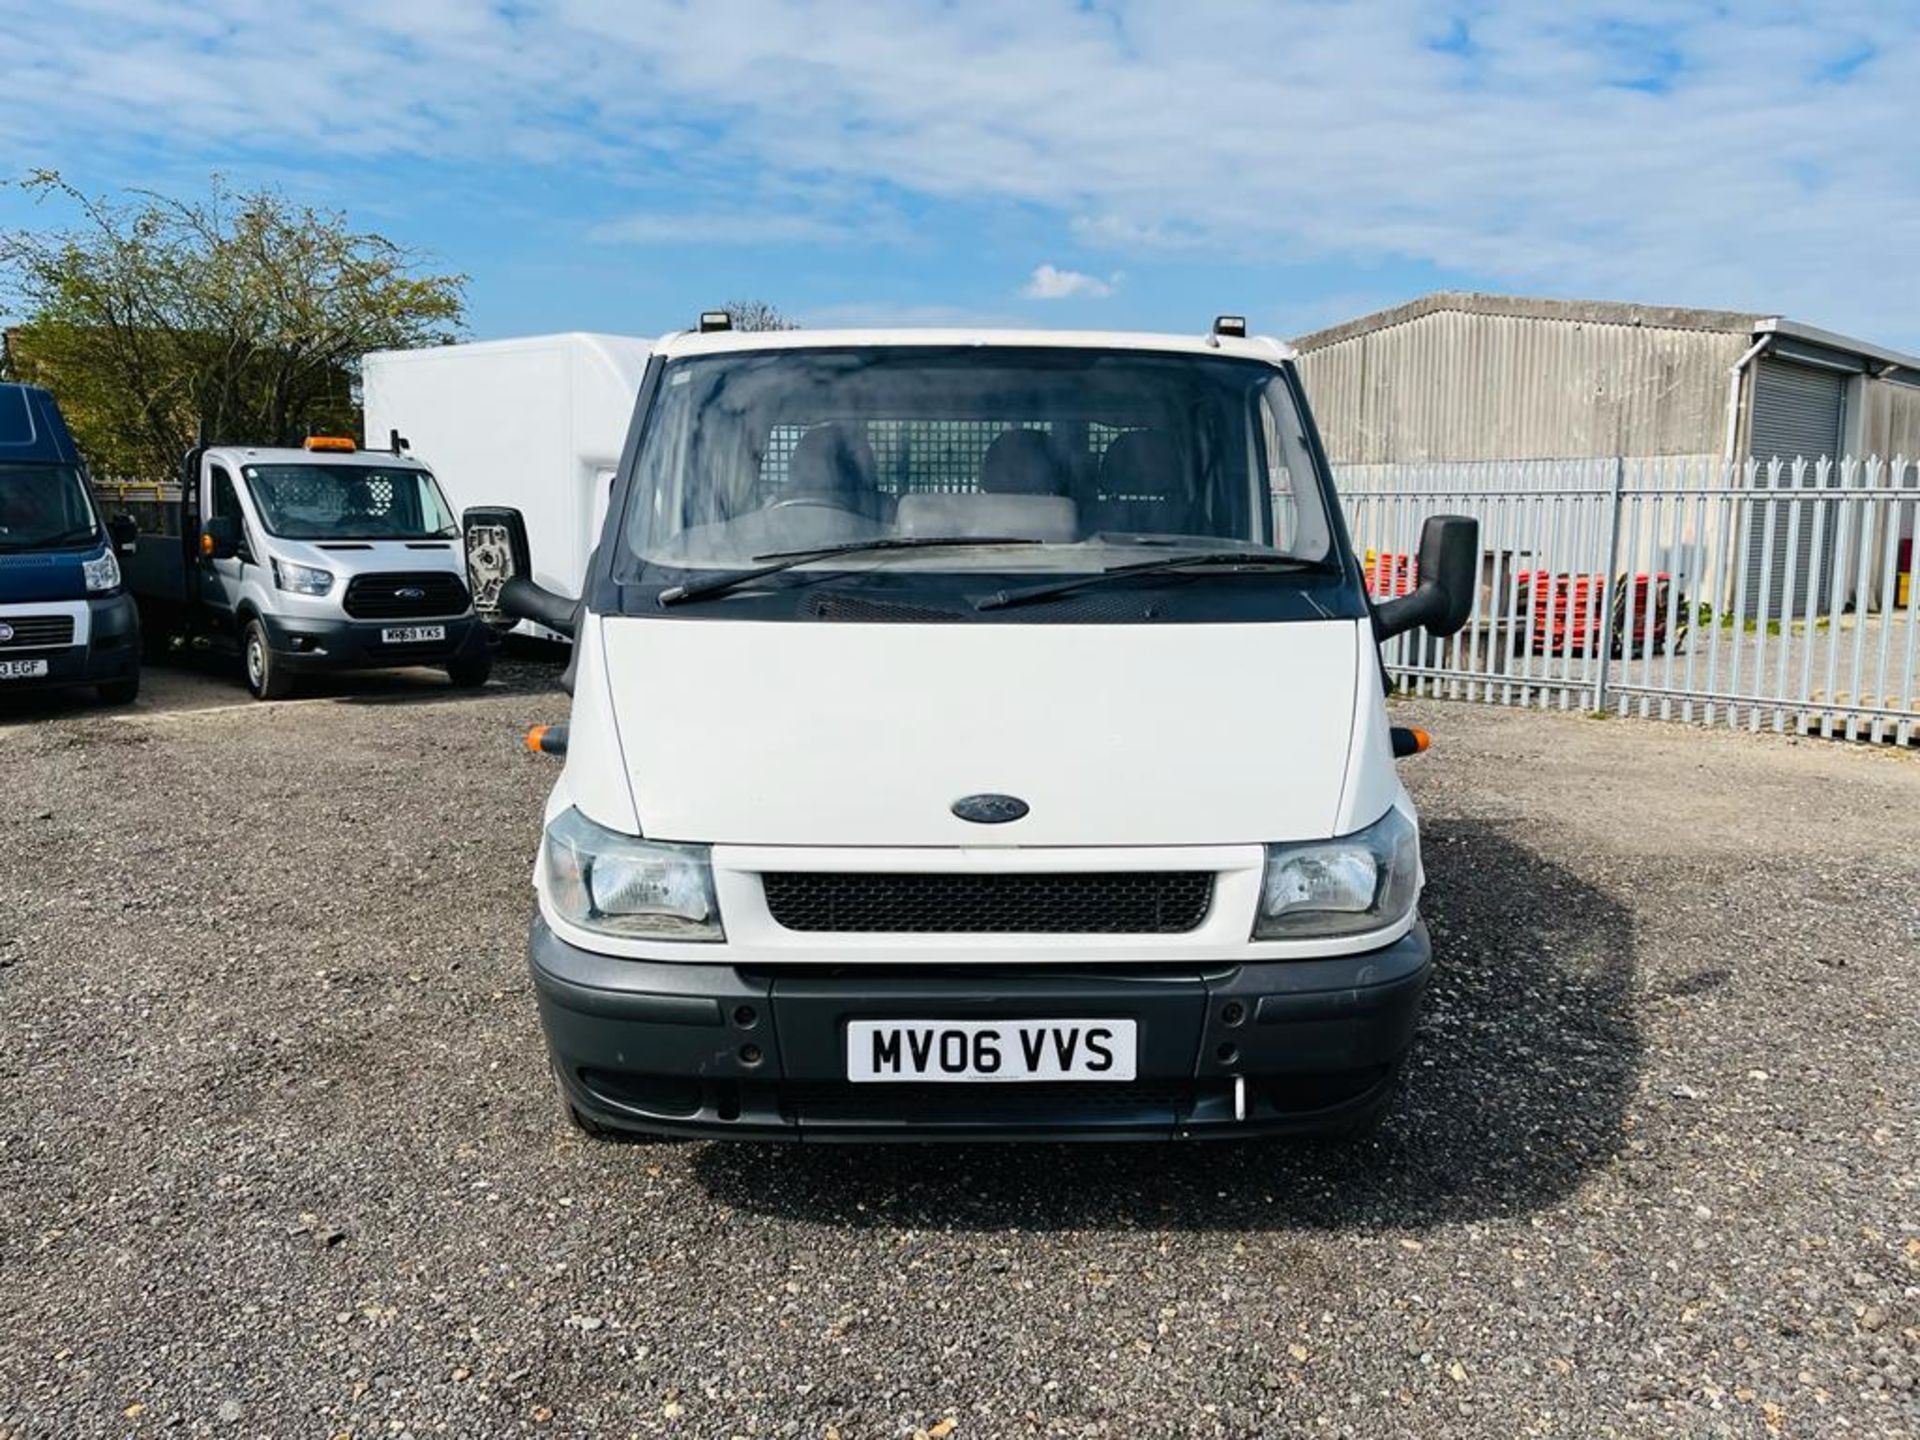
[1294,292,1920,612]
[1292,291,1920,469]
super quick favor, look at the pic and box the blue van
[0,384,140,705]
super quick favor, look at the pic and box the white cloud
[3,2,1918,338]
[1022,264,1114,300]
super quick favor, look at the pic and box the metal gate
[1342,455,1920,745]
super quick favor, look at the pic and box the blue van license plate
[0,658,49,680]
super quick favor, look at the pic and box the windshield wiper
[656,536,1044,607]
[975,551,1322,611]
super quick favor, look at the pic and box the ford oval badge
[0,623,13,644]
[952,793,1029,825]
[396,586,426,599]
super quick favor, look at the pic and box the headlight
[81,550,121,593]
[541,807,722,941]
[1253,806,1420,939]
[272,558,334,596]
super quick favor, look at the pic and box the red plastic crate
[1362,551,1417,598]
[1513,572,1671,656]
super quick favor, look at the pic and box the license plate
[381,624,445,644]
[847,1019,1137,1083]
[0,657,50,680]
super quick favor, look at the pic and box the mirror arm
[1371,588,1436,641]
[500,576,581,638]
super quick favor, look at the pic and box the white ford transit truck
[118,437,496,699]
[469,315,1476,1141]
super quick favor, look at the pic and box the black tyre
[96,673,140,706]
[242,617,296,700]
[445,655,493,689]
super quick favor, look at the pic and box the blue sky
[2,1,1917,347]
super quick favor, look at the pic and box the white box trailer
[361,333,651,611]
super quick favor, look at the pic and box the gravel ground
[2,656,1917,1439]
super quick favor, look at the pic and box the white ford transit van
[469,317,1476,1141]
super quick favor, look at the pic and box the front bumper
[0,593,139,694]
[531,916,1431,1141]
[259,611,493,673]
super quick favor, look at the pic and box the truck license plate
[847,1019,1137,1083]
[381,624,445,644]
[0,657,50,680]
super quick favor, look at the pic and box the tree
[0,172,466,481]
[721,298,798,332]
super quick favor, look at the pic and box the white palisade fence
[1340,456,1920,745]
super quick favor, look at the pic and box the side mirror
[463,505,579,638]
[109,514,138,554]
[1372,514,1478,640]
[200,515,240,561]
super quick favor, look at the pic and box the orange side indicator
[1389,725,1432,758]
[524,723,569,757]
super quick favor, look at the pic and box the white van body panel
[651,326,1297,364]
[361,333,651,607]
[548,615,642,835]
[596,613,1362,849]
[1334,623,1405,836]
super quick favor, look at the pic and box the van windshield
[242,463,457,541]
[0,463,100,552]
[622,347,1335,577]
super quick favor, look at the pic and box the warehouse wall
[1296,306,1747,465]
[1860,375,1920,460]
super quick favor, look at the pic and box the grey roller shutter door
[1743,358,1846,616]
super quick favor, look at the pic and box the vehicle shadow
[0,689,99,726]
[0,635,566,726]
[689,820,1640,1232]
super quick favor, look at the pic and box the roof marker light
[304,436,356,451]
[1212,315,1248,338]
[698,311,733,333]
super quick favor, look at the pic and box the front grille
[0,614,75,649]
[761,871,1214,934]
[341,571,470,620]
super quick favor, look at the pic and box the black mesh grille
[761,871,1213,933]
[341,571,470,620]
[806,593,966,623]
[0,614,75,649]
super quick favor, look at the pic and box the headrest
[1099,429,1182,497]
[980,429,1066,496]
[787,423,876,497]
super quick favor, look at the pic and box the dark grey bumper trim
[526,914,1433,1141]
